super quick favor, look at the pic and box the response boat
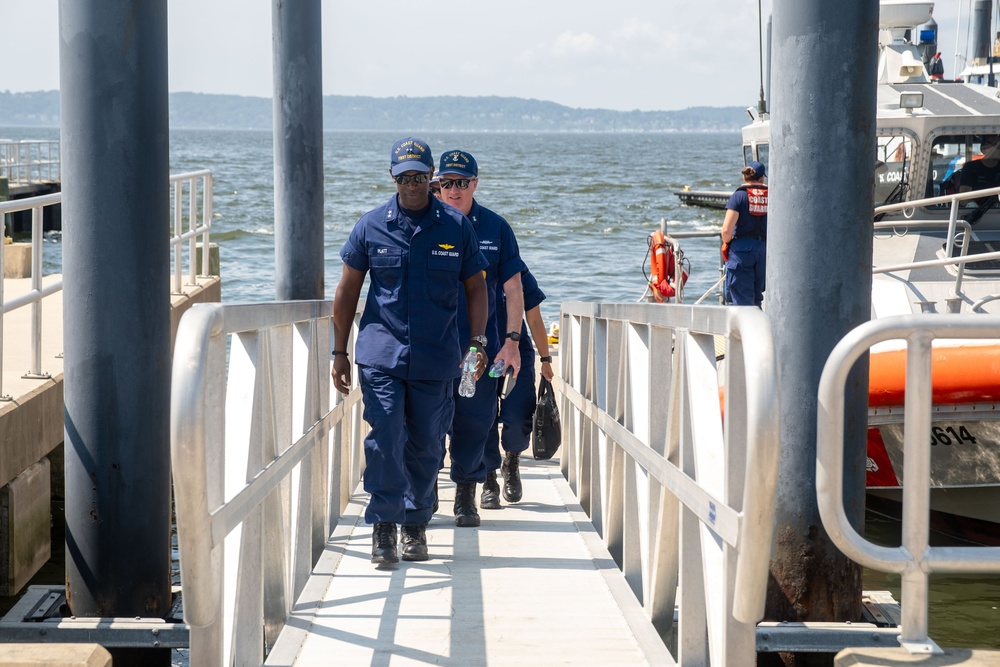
[680,0,1000,543]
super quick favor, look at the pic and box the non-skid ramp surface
[268,458,672,666]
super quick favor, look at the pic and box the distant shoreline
[0,91,748,133]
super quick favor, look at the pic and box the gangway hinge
[0,585,189,649]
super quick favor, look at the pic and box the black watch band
[505,331,521,342]
[540,356,552,363]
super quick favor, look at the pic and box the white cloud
[550,31,607,58]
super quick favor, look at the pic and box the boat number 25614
[930,425,978,446]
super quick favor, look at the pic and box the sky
[0,1,974,112]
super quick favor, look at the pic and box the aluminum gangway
[170,300,782,665]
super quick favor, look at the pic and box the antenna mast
[757,0,767,114]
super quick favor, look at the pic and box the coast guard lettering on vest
[746,186,768,216]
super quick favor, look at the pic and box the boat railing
[0,140,60,185]
[873,186,1000,305]
[0,170,214,400]
[557,301,780,662]
[659,225,726,305]
[169,169,214,293]
[170,300,365,666]
[817,314,1000,655]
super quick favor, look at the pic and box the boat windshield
[743,143,769,172]
[875,135,912,206]
[925,135,1000,208]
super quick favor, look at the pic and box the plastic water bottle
[459,347,479,398]
[488,358,506,378]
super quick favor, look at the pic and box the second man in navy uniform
[332,137,489,566]
[438,149,526,526]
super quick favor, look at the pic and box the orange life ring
[649,230,687,301]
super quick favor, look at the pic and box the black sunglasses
[441,178,474,190]
[393,173,429,186]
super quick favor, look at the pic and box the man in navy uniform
[487,269,555,504]
[437,149,526,525]
[332,137,489,565]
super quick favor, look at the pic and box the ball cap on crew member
[747,160,766,178]
[390,137,434,176]
[438,150,479,178]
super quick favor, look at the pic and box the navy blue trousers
[359,366,451,526]
[725,237,766,307]
[486,360,536,466]
[448,373,498,483]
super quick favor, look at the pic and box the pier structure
[0,139,61,235]
[0,172,220,605]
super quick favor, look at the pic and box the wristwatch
[505,331,521,342]
[470,334,488,348]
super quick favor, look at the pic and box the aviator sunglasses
[393,173,430,186]
[440,178,474,190]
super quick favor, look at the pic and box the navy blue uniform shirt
[496,269,546,362]
[341,195,488,381]
[726,186,768,239]
[456,200,527,358]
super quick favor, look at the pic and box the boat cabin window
[875,135,912,206]
[757,144,769,169]
[742,143,769,172]
[926,135,1000,208]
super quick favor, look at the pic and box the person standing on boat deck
[332,137,489,566]
[486,269,555,504]
[930,52,944,80]
[721,161,767,307]
[959,136,1000,195]
[438,149,526,525]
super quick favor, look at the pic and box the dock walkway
[269,461,672,666]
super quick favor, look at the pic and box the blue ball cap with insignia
[438,150,478,178]
[390,137,434,176]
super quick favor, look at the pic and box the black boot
[371,522,398,565]
[454,482,481,527]
[401,524,429,561]
[481,470,501,509]
[501,452,523,503]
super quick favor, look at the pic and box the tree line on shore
[0,90,746,133]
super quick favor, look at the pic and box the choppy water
[3,126,998,651]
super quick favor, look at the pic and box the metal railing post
[201,173,212,276]
[24,204,49,379]
[173,180,183,293]
[187,177,197,285]
[816,314,1000,655]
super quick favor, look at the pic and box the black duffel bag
[532,377,562,460]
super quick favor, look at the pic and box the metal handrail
[171,300,365,666]
[657,221,726,305]
[873,186,1000,304]
[816,314,1000,655]
[0,193,62,400]
[558,301,780,662]
[0,140,60,184]
[169,170,213,293]
[0,170,214,400]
